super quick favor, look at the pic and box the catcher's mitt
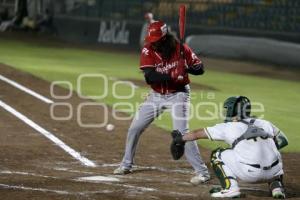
[170,130,185,160]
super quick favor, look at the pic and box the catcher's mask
[223,96,251,122]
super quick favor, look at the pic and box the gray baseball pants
[120,88,208,175]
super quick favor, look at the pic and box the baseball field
[0,34,300,199]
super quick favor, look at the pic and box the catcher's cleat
[210,188,241,198]
[272,188,286,199]
[269,177,285,199]
[113,166,132,175]
[190,173,210,185]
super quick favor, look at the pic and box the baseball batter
[171,96,288,198]
[114,21,210,184]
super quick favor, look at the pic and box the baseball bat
[177,4,186,81]
[179,5,186,58]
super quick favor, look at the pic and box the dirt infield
[0,63,300,200]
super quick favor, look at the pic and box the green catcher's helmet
[223,96,251,122]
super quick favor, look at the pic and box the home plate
[76,176,120,183]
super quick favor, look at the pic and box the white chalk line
[74,177,199,197]
[62,165,268,194]
[75,178,195,197]
[0,170,155,194]
[49,168,199,196]
[50,164,192,176]
[47,167,197,196]
[1,169,267,194]
[51,166,187,184]
[0,100,96,167]
[0,182,194,198]
[0,170,156,194]
[0,74,53,104]
[101,163,193,174]
[0,182,265,198]
[1,170,265,197]
[167,191,198,197]
[75,178,157,192]
[0,183,116,196]
[52,167,95,174]
[0,183,70,195]
[0,170,57,179]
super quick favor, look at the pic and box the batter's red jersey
[140,43,202,94]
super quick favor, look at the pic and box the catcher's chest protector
[232,119,272,148]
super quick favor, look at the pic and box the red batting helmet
[145,21,168,43]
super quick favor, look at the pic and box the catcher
[171,96,288,198]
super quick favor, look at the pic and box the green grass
[0,38,299,152]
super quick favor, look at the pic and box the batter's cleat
[190,173,210,185]
[272,188,286,199]
[113,166,132,175]
[211,188,241,198]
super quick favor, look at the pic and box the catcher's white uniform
[205,118,284,184]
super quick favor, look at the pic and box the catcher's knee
[210,148,235,189]
[210,147,226,164]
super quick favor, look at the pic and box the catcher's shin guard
[210,148,236,190]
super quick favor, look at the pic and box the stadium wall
[186,35,300,68]
[53,16,141,50]
[53,16,300,67]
